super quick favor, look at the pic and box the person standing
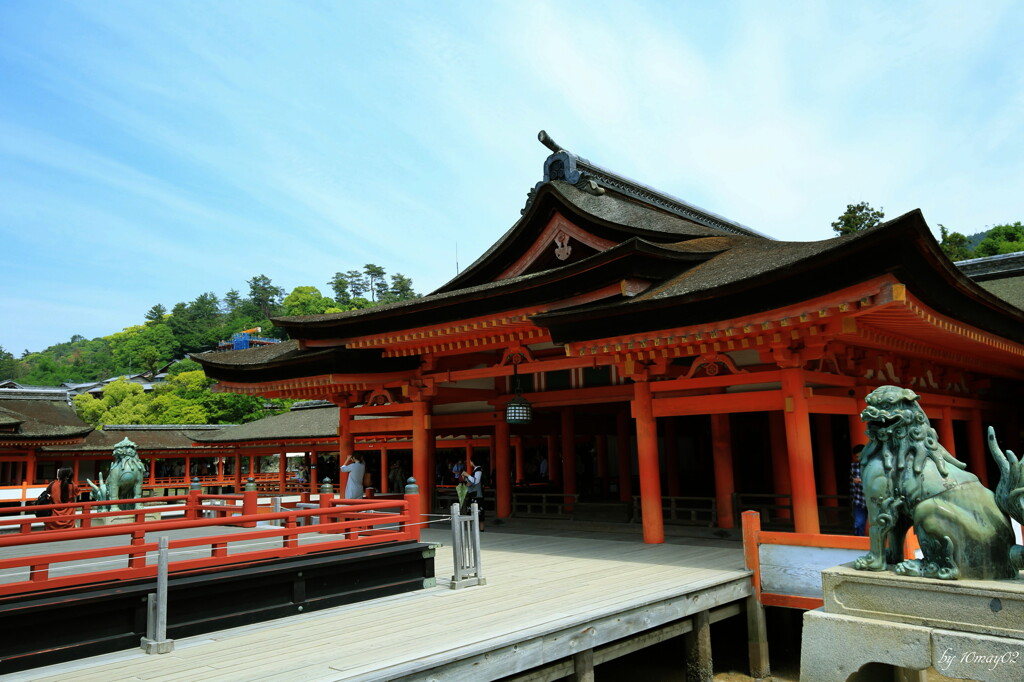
[461,455,485,531]
[341,453,365,499]
[388,460,404,493]
[850,445,866,536]
[44,467,79,531]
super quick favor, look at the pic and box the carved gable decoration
[498,212,617,280]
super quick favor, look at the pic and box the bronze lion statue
[854,385,1023,580]
[87,437,147,511]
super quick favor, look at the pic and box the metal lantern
[505,351,532,424]
[506,394,532,424]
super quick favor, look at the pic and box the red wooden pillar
[781,369,820,535]
[938,407,957,458]
[185,455,192,485]
[768,412,792,519]
[380,446,389,493]
[815,416,838,506]
[632,381,664,543]
[711,413,735,529]
[278,452,286,493]
[546,434,561,483]
[848,414,869,448]
[596,435,608,496]
[338,406,353,494]
[616,410,633,502]
[234,449,242,490]
[966,411,988,486]
[496,420,511,518]
[561,408,576,498]
[412,401,432,519]
[514,438,524,484]
[216,456,223,482]
[664,417,680,497]
[465,442,473,471]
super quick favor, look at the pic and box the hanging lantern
[505,351,532,424]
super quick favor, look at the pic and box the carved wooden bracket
[365,387,396,407]
[554,231,572,261]
[684,353,749,379]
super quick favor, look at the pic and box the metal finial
[538,130,563,153]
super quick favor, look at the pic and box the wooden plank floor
[9,526,749,682]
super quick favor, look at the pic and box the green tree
[938,225,973,262]
[145,304,167,324]
[364,264,387,302]
[380,273,419,304]
[283,286,336,316]
[0,345,20,380]
[328,272,351,306]
[108,324,178,375]
[832,202,885,236]
[345,269,368,298]
[223,289,242,312]
[974,222,1024,258]
[247,274,285,318]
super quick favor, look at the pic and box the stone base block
[139,637,174,654]
[801,609,1024,682]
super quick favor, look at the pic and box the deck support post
[966,410,988,486]
[561,408,576,501]
[514,438,524,484]
[781,369,820,535]
[711,414,735,529]
[571,647,595,682]
[746,595,771,678]
[768,411,792,519]
[616,410,633,502]
[683,609,712,682]
[412,401,432,520]
[495,420,511,518]
[633,381,664,544]
[380,446,389,493]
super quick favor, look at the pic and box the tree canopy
[974,222,1024,258]
[831,202,885,236]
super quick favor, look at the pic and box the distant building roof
[0,396,93,444]
[41,424,232,454]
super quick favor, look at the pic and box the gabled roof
[190,402,339,444]
[41,424,230,454]
[0,397,93,443]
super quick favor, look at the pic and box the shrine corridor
[12,525,750,681]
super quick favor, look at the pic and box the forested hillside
[1,265,419,387]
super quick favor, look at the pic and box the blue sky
[2,1,1023,355]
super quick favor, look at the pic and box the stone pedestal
[801,564,1024,682]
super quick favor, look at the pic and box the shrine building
[193,132,1024,544]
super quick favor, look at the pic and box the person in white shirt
[341,454,365,499]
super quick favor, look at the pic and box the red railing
[0,491,422,597]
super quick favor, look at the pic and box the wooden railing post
[185,489,201,520]
[403,478,421,541]
[241,488,258,528]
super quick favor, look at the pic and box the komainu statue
[87,437,147,511]
[854,385,1024,580]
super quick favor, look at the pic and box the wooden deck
[10,526,751,681]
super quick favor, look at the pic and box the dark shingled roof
[190,403,340,443]
[41,425,230,454]
[192,340,421,382]
[0,397,93,442]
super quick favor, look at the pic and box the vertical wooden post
[781,369,820,535]
[380,446,389,493]
[741,511,770,678]
[633,381,664,544]
[966,411,988,486]
[848,413,869,448]
[465,442,473,472]
[184,455,192,485]
[547,434,562,483]
[514,438,524,484]
[572,648,595,682]
[307,453,316,495]
[768,412,792,519]
[616,409,633,502]
[938,407,957,458]
[72,459,81,487]
[683,609,713,682]
[495,420,511,518]
[596,435,608,496]
[241,488,257,527]
[278,452,286,494]
[664,417,680,497]
[412,401,432,520]
[234,450,242,491]
[815,415,838,506]
[711,413,735,529]
[561,408,576,498]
